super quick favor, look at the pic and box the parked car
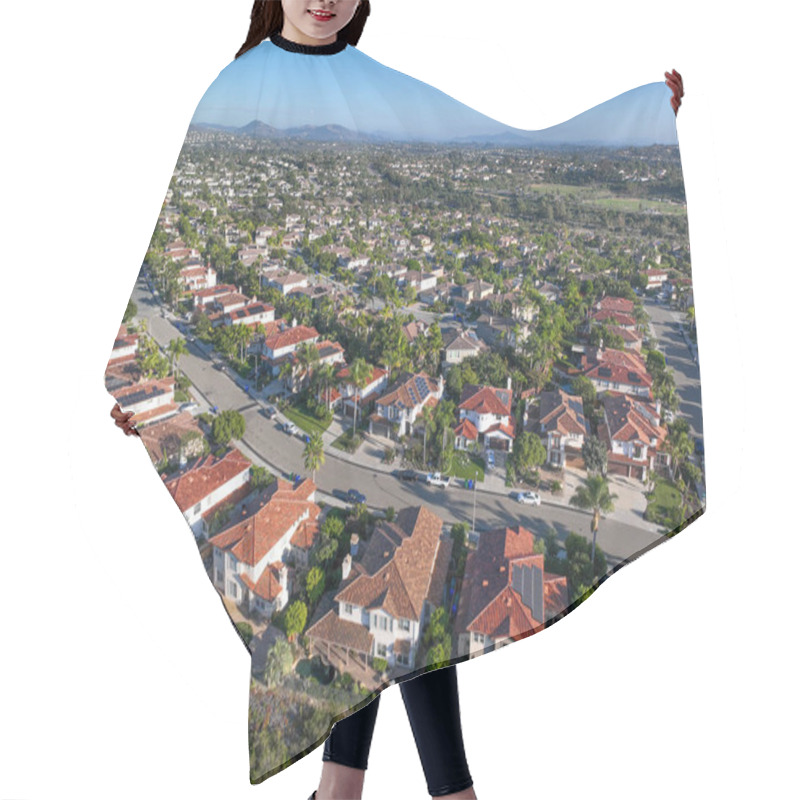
[426,472,451,488]
[393,469,419,482]
[261,405,277,419]
[280,421,299,436]
[486,450,496,470]
[346,488,367,505]
[511,490,541,506]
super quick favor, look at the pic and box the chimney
[350,533,359,556]
[279,563,288,590]
[342,553,352,581]
[507,376,512,392]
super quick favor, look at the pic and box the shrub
[372,657,388,673]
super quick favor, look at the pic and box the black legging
[323,664,474,797]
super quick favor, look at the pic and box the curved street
[133,277,670,570]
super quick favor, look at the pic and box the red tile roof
[207,478,318,566]
[455,526,568,638]
[539,389,588,437]
[377,372,441,412]
[306,609,374,653]
[164,448,252,513]
[459,384,513,417]
[335,506,445,620]
[597,296,635,314]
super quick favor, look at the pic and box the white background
[1,1,796,798]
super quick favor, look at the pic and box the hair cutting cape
[103,33,705,785]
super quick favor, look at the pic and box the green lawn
[282,403,331,437]
[331,429,364,453]
[446,452,485,483]
[645,476,681,526]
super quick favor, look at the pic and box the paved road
[643,297,704,439]
[132,277,666,568]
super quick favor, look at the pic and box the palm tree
[278,360,294,391]
[569,473,618,580]
[314,362,336,409]
[349,357,372,433]
[420,404,435,468]
[166,337,188,376]
[295,341,320,391]
[303,431,325,483]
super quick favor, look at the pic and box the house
[370,372,444,438]
[179,264,217,292]
[259,324,320,376]
[454,525,569,658]
[442,329,489,368]
[454,383,515,453]
[164,448,253,538]
[475,314,529,351]
[223,301,275,327]
[264,271,309,296]
[598,392,670,481]
[401,271,438,293]
[337,364,389,418]
[644,269,670,290]
[137,410,206,467]
[580,346,652,398]
[588,309,637,331]
[595,296,635,315]
[534,389,588,469]
[106,324,138,366]
[192,283,238,308]
[110,376,179,428]
[306,506,452,674]
[209,479,319,617]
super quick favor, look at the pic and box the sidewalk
[312,415,660,533]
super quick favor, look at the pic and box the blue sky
[191,40,677,147]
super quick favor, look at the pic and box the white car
[512,490,541,506]
[281,421,299,436]
[426,472,451,488]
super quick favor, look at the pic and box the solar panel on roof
[533,566,543,621]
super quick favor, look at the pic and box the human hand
[665,68,684,116]
[110,402,140,437]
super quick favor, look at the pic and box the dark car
[393,469,419,482]
[694,436,704,455]
[261,405,277,419]
[347,489,367,505]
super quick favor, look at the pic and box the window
[377,643,387,657]
[379,616,388,631]
[399,618,410,631]
[216,569,224,584]
[344,603,353,615]
[193,502,202,514]
[228,581,238,598]
[396,653,407,666]
[473,632,485,644]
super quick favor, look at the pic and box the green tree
[582,434,608,475]
[568,474,618,577]
[210,409,246,447]
[263,638,293,687]
[283,600,308,641]
[303,431,325,483]
[349,358,372,431]
[306,566,325,606]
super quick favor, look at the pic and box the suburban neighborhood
[105,128,705,776]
